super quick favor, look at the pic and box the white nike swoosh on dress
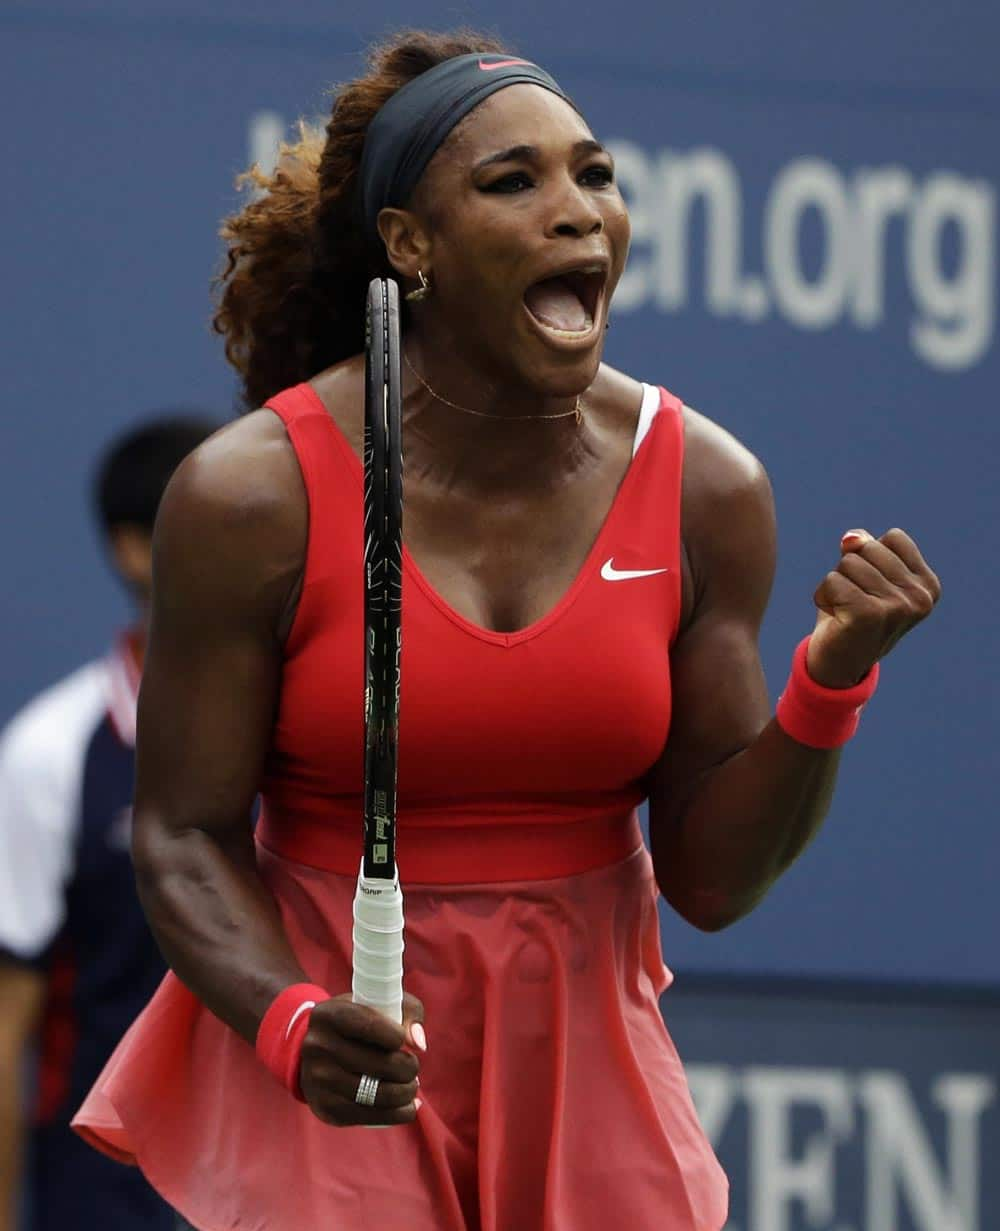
[285,1000,317,1039]
[600,558,669,582]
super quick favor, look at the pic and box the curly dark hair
[213,28,511,408]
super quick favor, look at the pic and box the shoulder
[599,365,768,500]
[0,660,108,795]
[680,404,774,552]
[155,411,307,609]
[161,409,305,536]
[678,405,776,625]
[681,404,770,504]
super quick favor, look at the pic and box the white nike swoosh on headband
[285,1000,317,1040]
[600,558,669,582]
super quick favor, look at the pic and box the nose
[547,175,604,239]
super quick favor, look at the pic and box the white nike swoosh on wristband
[285,1000,317,1039]
[600,558,669,582]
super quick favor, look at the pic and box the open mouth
[523,266,606,338]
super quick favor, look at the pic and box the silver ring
[355,1074,379,1107]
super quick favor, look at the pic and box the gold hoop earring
[405,269,431,303]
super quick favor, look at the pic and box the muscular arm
[132,407,424,1128]
[647,408,842,931]
[131,411,310,1042]
[0,962,43,1231]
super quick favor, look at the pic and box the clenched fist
[299,991,425,1127]
[807,528,941,690]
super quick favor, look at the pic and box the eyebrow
[473,139,608,172]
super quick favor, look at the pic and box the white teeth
[538,313,595,338]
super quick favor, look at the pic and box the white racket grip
[351,860,405,1025]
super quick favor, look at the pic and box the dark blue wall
[2,3,996,986]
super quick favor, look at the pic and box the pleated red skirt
[73,838,727,1230]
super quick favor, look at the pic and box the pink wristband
[255,983,330,1101]
[776,637,880,749]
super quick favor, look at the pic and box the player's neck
[401,338,595,490]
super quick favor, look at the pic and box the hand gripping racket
[352,277,405,1025]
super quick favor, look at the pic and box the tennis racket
[352,277,405,1025]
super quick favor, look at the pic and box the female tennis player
[73,28,940,1231]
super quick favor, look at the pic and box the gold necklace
[403,351,582,425]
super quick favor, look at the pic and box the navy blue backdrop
[2,2,996,988]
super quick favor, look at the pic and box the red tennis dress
[73,380,728,1230]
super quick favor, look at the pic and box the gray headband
[358,52,576,248]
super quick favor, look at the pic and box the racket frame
[352,278,405,1030]
[362,277,403,881]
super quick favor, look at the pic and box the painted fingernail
[414,1097,424,1111]
[841,532,865,547]
[411,1022,427,1052]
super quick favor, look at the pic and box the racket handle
[351,860,405,1025]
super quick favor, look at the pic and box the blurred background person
[0,415,220,1231]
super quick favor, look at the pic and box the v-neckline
[298,382,662,648]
